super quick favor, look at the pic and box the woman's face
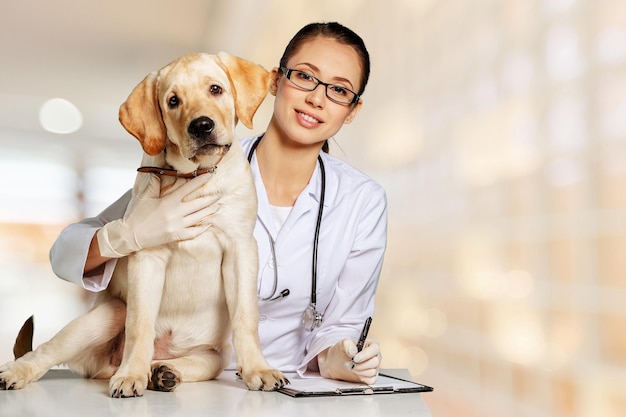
[270,37,363,149]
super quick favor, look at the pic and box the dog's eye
[168,95,180,109]
[209,85,223,95]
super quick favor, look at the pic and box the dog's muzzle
[188,116,231,158]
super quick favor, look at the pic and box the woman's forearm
[83,231,112,275]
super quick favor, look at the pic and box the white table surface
[0,368,433,417]
[0,369,432,417]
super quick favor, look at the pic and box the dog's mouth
[195,142,230,155]
[188,142,231,165]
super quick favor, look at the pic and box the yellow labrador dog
[0,52,287,397]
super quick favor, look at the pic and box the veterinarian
[50,22,387,386]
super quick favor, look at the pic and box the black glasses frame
[279,67,360,105]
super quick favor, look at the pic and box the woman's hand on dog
[97,174,220,257]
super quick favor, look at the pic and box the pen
[350,317,372,370]
[356,317,372,353]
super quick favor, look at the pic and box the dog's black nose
[188,116,215,140]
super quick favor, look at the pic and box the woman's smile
[296,109,322,127]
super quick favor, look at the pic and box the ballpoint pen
[356,317,372,352]
[350,317,372,369]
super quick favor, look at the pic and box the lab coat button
[259,315,267,322]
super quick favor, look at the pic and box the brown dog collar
[137,145,230,178]
[137,166,217,178]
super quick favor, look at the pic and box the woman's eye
[330,85,348,96]
[296,71,314,82]
[168,95,180,108]
[210,85,223,95]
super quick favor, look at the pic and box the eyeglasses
[279,67,360,105]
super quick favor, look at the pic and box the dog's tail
[13,315,34,359]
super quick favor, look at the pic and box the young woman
[50,22,387,385]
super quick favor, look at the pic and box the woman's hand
[97,174,219,258]
[317,338,381,385]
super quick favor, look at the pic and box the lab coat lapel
[250,157,277,239]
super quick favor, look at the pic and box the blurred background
[1,0,625,416]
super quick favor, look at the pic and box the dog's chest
[154,235,226,314]
[166,231,223,279]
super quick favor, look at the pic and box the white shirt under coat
[49,135,388,375]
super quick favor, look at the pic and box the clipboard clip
[335,386,395,395]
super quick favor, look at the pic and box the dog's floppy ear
[119,71,167,156]
[216,52,270,129]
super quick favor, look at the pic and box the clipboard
[277,372,434,398]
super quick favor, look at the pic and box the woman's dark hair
[279,22,370,152]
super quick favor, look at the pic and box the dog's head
[119,52,270,170]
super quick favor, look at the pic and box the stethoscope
[247,136,325,332]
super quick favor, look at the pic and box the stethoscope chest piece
[302,304,323,332]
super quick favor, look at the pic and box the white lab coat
[49,136,388,375]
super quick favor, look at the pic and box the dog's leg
[222,236,288,391]
[108,250,167,398]
[0,299,126,390]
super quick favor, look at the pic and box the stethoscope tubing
[247,136,325,329]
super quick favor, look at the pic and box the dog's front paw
[109,372,148,398]
[240,368,289,391]
[0,361,35,390]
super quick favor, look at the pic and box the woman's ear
[269,67,281,96]
[344,99,363,124]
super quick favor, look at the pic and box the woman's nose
[305,84,326,108]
